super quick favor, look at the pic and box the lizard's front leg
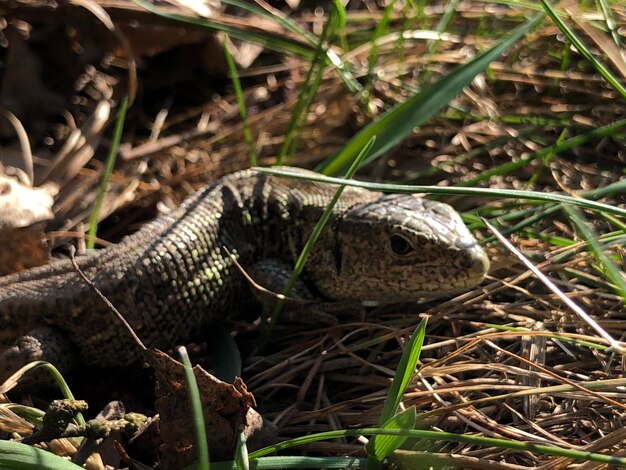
[247,259,345,324]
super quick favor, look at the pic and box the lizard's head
[306,194,489,301]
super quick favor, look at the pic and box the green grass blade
[4,362,85,426]
[131,0,314,58]
[366,0,395,80]
[179,347,210,470]
[246,427,626,466]
[419,0,460,83]
[459,117,626,187]
[234,431,249,470]
[329,0,346,30]
[0,441,85,470]
[198,456,369,469]
[277,1,343,164]
[316,12,545,175]
[538,0,626,98]
[254,167,626,219]
[562,205,626,301]
[378,320,426,426]
[584,178,626,200]
[596,0,622,48]
[222,34,256,166]
[365,320,425,469]
[86,95,127,249]
[366,407,417,469]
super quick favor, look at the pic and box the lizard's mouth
[390,244,490,300]
[429,243,489,295]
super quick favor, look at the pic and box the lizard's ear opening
[331,238,343,274]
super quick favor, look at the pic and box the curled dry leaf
[150,350,277,467]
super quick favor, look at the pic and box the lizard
[0,167,489,377]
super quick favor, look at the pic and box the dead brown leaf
[150,349,276,467]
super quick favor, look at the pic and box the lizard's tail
[0,249,115,345]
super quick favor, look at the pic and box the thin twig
[68,246,146,351]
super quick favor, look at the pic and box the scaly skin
[0,168,489,373]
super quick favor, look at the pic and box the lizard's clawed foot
[0,327,77,383]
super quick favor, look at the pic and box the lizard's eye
[389,233,414,256]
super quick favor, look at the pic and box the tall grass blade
[178,346,210,470]
[234,431,249,470]
[365,319,426,469]
[245,427,626,466]
[317,12,545,175]
[562,205,626,301]
[256,167,626,219]
[419,0,460,83]
[366,0,396,80]
[378,319,426,426]
[87,95,127,249]
[203,456,369,469]
[538,0,626,98]
[222,35,256,166]
[131,0,314,58]
[277,1,344,164]
[596,0,622,49]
